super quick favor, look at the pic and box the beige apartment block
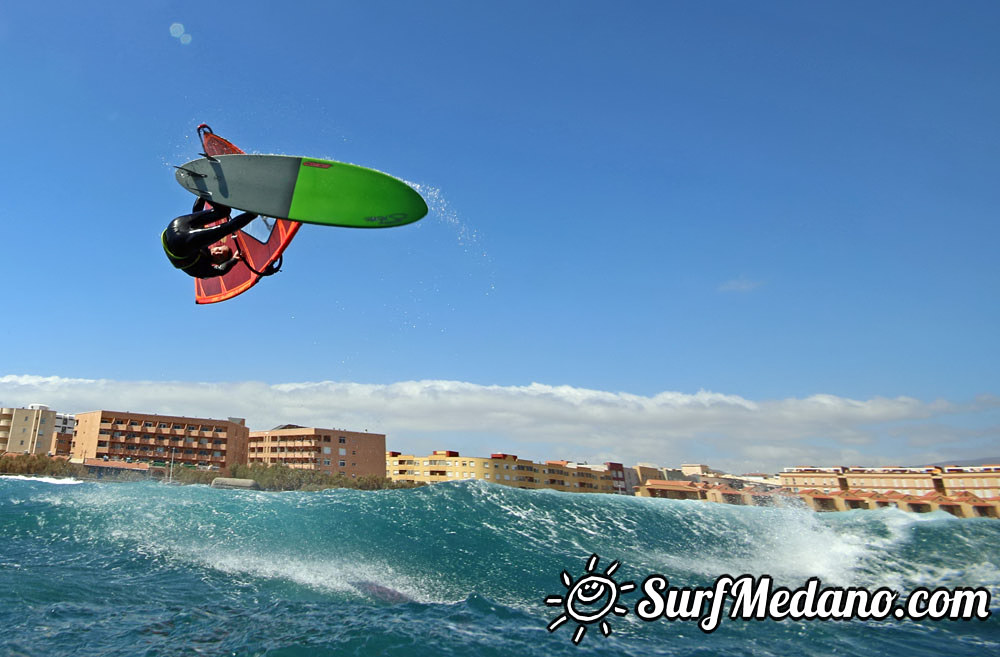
[385,450,616,494]
[248,425,386,478]
[936,465,1000,498]
[635,474,999,518]
[0,405,58,455]
[779,465,1000,499]
[633,463,666,483]
[72,410,249,470]
[795,488,999,519]
[634,479,999,517]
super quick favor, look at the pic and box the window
[339,460,346,467]
[339,448,347,456]
[338,437,346,444]
[323,447,331,454]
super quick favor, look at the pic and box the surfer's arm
[211,255,243,276]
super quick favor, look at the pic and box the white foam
[0,474,83,485]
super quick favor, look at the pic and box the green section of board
[175,154,427,228]
[289,158,426,227]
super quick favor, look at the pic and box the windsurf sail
[192,124,301,304]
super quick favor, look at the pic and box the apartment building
[795,488,999,518]
[52,412,76,457]
[622,462,702,494]
[779,465,1000,498]
[385,450,616,493]
[0,404,57,455]
[72,410,249,470]
[635,479,708,501]
[680,464,712,477]
[248,425,385,478]
[635,478,1000,518]
[579,462,629,494]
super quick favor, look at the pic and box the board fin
[173,165,207,178]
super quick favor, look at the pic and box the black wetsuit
[162,200,257,278]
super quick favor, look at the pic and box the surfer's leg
[186,210,257,248]
[227,210,258,233]
[187,204,231,230]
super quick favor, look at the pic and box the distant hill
[918,457,1000,467]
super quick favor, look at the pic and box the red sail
[193,125,302,304]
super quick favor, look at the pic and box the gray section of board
[175,155,301,218]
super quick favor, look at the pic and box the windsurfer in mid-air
[161,198,258,278]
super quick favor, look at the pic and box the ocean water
[0,476,997,656]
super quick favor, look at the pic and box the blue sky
[1,1,997,472]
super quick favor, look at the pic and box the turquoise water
[0,475,997,656]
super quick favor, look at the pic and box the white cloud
[1,374,996,475]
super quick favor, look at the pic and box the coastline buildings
[634,464,1000,519]
[793,488,998,518]
[385,450,618,494]
[778,465,1000,499]
[247,425,385,478]
[3,402,998,518]
[72,410,249,470]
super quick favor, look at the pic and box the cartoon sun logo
[545,553,635,644]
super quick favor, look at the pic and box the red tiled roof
[644,479,703,490]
